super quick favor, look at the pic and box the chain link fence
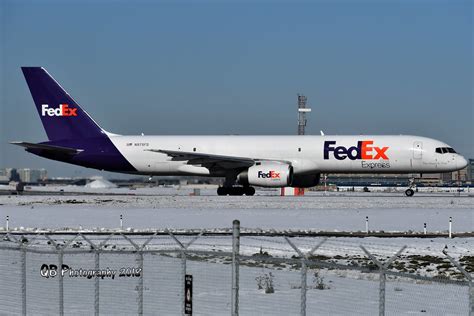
[0,220,472,315]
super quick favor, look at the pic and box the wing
[10,141,83,155]
[146,149,257,170]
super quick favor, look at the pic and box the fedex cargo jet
[12,67,468,196]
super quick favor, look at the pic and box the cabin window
[256,162,261,166]
[298,147,301,152]
[193,147,196,152]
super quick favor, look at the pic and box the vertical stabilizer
[21,67,106,141]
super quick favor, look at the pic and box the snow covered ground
[0,187,472,232]
[0,187,472,315]
[0,245,469,315]
[0,187,471,266]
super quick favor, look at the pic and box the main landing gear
[217,186,255,196]
[217,173,255,196]
[405,177,417,197]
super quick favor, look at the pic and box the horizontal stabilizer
[10,142,83,155]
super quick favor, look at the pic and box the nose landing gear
[405,177,417,197]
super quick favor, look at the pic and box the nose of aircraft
[457,155,468,169]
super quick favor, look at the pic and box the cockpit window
[435,147,457,154]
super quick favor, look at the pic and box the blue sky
[0,0,472,177]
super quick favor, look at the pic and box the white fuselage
[108,135,467,176]
[19,67,469,193]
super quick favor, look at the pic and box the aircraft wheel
[244,187,255,196]
[217,187,228,196]
[405,189,415,197]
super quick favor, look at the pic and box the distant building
[0,175,8,184]
[441,167,469,184]
[328,169,473,187]
[327,173,410,187]
[440,172,453,183]
[0,168,20,182]
[417,173,443,186]
[17,168,47,183]
[0,169,7,184]
[468,159,474,182]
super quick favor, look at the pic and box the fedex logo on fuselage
[258,171,281,179]
[324,141,389,160]
[41,104,77,117]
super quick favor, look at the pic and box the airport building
[0,168,20,183]
[327,162,473,187]
[469,159,474,182]
[17,168,47,183]
[326,174,410,187]
[1,168,48,183]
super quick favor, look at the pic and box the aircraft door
[413,141,423,159]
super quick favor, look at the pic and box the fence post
[361,245,406,316]
[443,250,473,316]
[379,268,385,316]
[471,281,473,316]
[181,250,187,316]
[44,234,77,316]
[94,251,100,316]
[21,245,26,316]
[138,251,144,316]
[166,229,204,316]
[10,233,34,316]
[58,249,64,316]
[284,237,327,316]
[301,260,307,316]
[79,233,113,316]
[232,220,240,316]
[121,233,157,316]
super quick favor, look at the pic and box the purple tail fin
[21,67,105,141]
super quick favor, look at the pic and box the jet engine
[238,163,293,187]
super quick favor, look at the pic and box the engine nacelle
[290,173,320,188]
[238,163,293,187]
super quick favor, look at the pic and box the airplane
[12,67,468,197]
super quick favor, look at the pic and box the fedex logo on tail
[258,171,281,179]
[324,141,389,160]
[41,104,77,117]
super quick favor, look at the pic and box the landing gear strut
[405,177,416,197]
[217,173,256,196]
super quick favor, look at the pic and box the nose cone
[457,156,468,170]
